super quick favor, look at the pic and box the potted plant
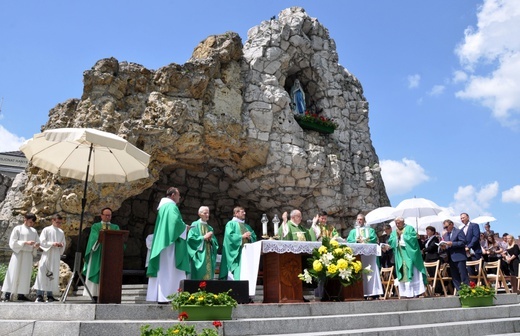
[168,281,238,321]
[294,111,338,134]
[458,281,495,307]
[141,316,223,335]
[298,237,369,301]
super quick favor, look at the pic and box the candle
[272,214,280,236]
[261,214,268,236]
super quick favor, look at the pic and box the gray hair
[290,209,301,218]
[198,206,209,214]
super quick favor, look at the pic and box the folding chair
[484,260,511,294]
[466,259,486,286]
[439,263,456,295]
[424,260,447,297]
[380,266,398,299]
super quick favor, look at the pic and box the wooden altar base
[263,252,365,303]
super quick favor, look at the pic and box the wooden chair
[466,259,486,286]
[380,266,398,299]
[484,260,511,294]
[439,263,456,295]
[424,260,447,297]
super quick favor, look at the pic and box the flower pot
[459,296,494,308]
[322,278,344,302]
[178,305,233,321]
[295,119,335,134]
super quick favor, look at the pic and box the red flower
[199,281,207,289]
[213,321,223,328]
[469,281,476,288]
[177,288,182,292]
[178,312,189,321]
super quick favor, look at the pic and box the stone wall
[0,7,389,270]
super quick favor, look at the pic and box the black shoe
[302,297,310,302]
[158,301,169,305]
[17,294,31,302]
[91,296,98,303]
[35,295,44,303]
[3,293,11,302]
[46,296,56,303]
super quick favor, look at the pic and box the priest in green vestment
[386,217,428,298]
[146,187,190,303]
[219,206,257,280]
[187,206,219,280]
[346,214,377,244]
[278,209,317,241]
[82,207,120,300]
[312,211,339,240]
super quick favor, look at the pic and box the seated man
[278,210,317,241]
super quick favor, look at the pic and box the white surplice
[1,224,39,295]
[34,225,66,294]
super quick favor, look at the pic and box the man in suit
[460,212,482,275]
[440,219,468,290]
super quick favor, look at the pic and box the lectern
[98,230,129,304]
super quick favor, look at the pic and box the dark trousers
[450,259,469,290]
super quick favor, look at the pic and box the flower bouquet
[168,281,237,320]
[298,237,369,300]
[458,281,495,308]
[294,111,338,134]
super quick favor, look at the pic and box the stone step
[1,299,520,336]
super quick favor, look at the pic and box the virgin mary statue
[290,79,306,114]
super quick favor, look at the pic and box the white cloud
[428,85,445,96]
[502,185,520,203]
[455,0,520,126]
[407,74,420,89]
[452,70,468,83]
[379,158,429,196]
[450,181,499,218]
[0,125,26,152]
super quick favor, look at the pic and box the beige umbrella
[20,128,150,301]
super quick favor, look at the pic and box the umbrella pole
[61,144,94,302]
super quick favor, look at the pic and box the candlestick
[261,213,268,236]
[272,214,280,236]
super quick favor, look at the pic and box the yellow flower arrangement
[298,237,368,287]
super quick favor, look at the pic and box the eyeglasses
[443,226,449,229]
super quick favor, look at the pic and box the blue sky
[1,1,519,236]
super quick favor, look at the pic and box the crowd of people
[2,190,517,303]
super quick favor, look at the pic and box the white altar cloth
[240,240,383,297]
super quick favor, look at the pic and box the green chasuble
[219,220,257,280]
[346,226,378,244]
[318,224,339,240]
[278,221,317,241]
[387,224,428,285]
[82,222,120,284]
[147,202,190,278]
[187,219,219,280]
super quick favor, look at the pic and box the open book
[435,241,448,246]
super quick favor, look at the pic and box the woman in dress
[503,235,519,293]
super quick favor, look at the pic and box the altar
[239,240,383,303]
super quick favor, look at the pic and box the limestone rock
[0,7,389,268]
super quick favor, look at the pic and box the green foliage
[140,320,222,336]
[0,263,7,286]
[459,281,495,299]
[294,111,338,129]
[168,281,237,311]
